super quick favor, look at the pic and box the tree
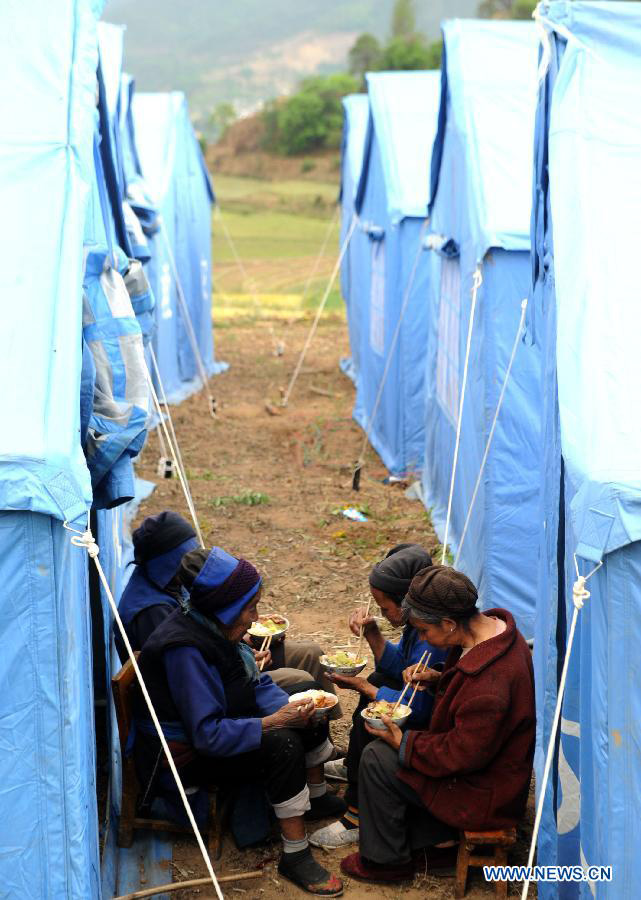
[380,35,442,71]
[348,33,382,79]
[209,102,236,140]
[391,0,416,38]
[270,73,359,155]
[478,0,536,18]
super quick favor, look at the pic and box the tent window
[369,240,385,356]
[436,256,461,426]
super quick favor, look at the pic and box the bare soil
[132,316,534,899]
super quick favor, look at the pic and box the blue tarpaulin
[349,71,441,475]
[421,20,541,637]
[532,4,641,895]
[132,92,226,404]
[339,93,369,384]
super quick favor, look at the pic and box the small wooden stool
[454,828,517,899]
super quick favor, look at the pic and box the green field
[212,174,344,317]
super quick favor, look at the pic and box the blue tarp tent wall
[0,2,102,896]
[350,71,441,476]
[339,93,369,385]
[532,4,641,894]
[421,21,540,637]
[132,92,226,404]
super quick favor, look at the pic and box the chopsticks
[356,597,372,661]
[392,651,432,713]
[258,634,273,671]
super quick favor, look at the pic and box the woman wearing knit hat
[309,544,446,850]
[135,547,344,896]
[340,565,535,885]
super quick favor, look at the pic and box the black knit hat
[369,543,433,602]
[132,511,196,564]
[405,565,478,620]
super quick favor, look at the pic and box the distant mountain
[104,0,478,128]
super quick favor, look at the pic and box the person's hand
[327,673,377,699]
[402,663,440,692]
[262,698,315,730]
[348,607,379,638]
[253,648,272,670]
[364,715,403,750]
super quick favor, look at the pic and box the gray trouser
[359,741,456,864]
[268,640,343,720]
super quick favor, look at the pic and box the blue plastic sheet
[532,4,641,894]
[348,71,441,475]
[421,21,540,638]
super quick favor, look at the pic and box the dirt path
[132,314,532,899]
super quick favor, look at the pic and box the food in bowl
[319,650,367,676]
[288,689,339,720]
[361,699,412,730]
[247,615,289,645]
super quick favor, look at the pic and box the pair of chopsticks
[356,597,372,660]
[392,651,432,713]
[258,634,273,671]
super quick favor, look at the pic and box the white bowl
[289,690,339,722]
[247,615,289,647]
[361,703,412,730]
[319,654,367,677]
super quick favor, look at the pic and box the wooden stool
[111,656,229,859]
[454,828,517,899]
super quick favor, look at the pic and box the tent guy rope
[63,517,223,900]
[440,265,483,565]
[520,555,603,899]
[454,298,528,566]
[282,214,358,407]
[352,219,429,489]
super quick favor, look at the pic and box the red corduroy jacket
[398,608,535,830]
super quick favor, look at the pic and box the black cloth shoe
[305,792,347,821]
[278,847,344,896]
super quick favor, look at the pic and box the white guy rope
[282,213,358,407]
[145,365,205,548]
[520,555,603,899]
[354,219,429,477]
[454,298,528,567]
[157,218,216,418]
[149,345,191,489]
[440,265,483,565]
[64,518,223,900]
[299,204,340,306]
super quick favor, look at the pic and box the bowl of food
[361,700,412,731]
[288,689,339,722]
[320,650,367,677]
[247,615,289,647]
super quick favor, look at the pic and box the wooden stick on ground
[113,870,263,900]
[393,649,428,713]
[356,597,372,661]
[407,652,432,708]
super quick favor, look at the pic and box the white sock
[282,835,309,854]
[308,781,327,799]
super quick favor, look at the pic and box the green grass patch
[210,490,270,508]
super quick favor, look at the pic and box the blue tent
[421,21,540,637]
[532,3,641,894]
[132,92,226,404]
[349,71,441,476]
[0,2,102,896]
[339,93,369,384]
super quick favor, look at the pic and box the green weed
[211,491,270,508]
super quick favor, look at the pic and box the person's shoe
[324,759,348,782]
[340,852,414,883]
[305,793,347,821]
[278,847,343,896]
[309,820,359,849]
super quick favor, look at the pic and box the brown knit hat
[405,565,478,620]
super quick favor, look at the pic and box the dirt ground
[132,314,534,899]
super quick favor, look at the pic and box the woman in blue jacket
[135,547,343,896]
[310,544,445,850]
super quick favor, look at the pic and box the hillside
[104,0,478,128]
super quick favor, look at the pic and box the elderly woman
[135,547,344,896]
[310,544,446,849]
[340,565,535,884]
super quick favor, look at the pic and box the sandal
[278,847,343,896]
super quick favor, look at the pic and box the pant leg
[280,640,343,720]
[344,671,402,807]
[269,666,315,690]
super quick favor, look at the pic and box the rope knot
[71,530,100,559]
[572,575,589,610]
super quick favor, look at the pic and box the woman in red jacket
[341,565,535,884]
